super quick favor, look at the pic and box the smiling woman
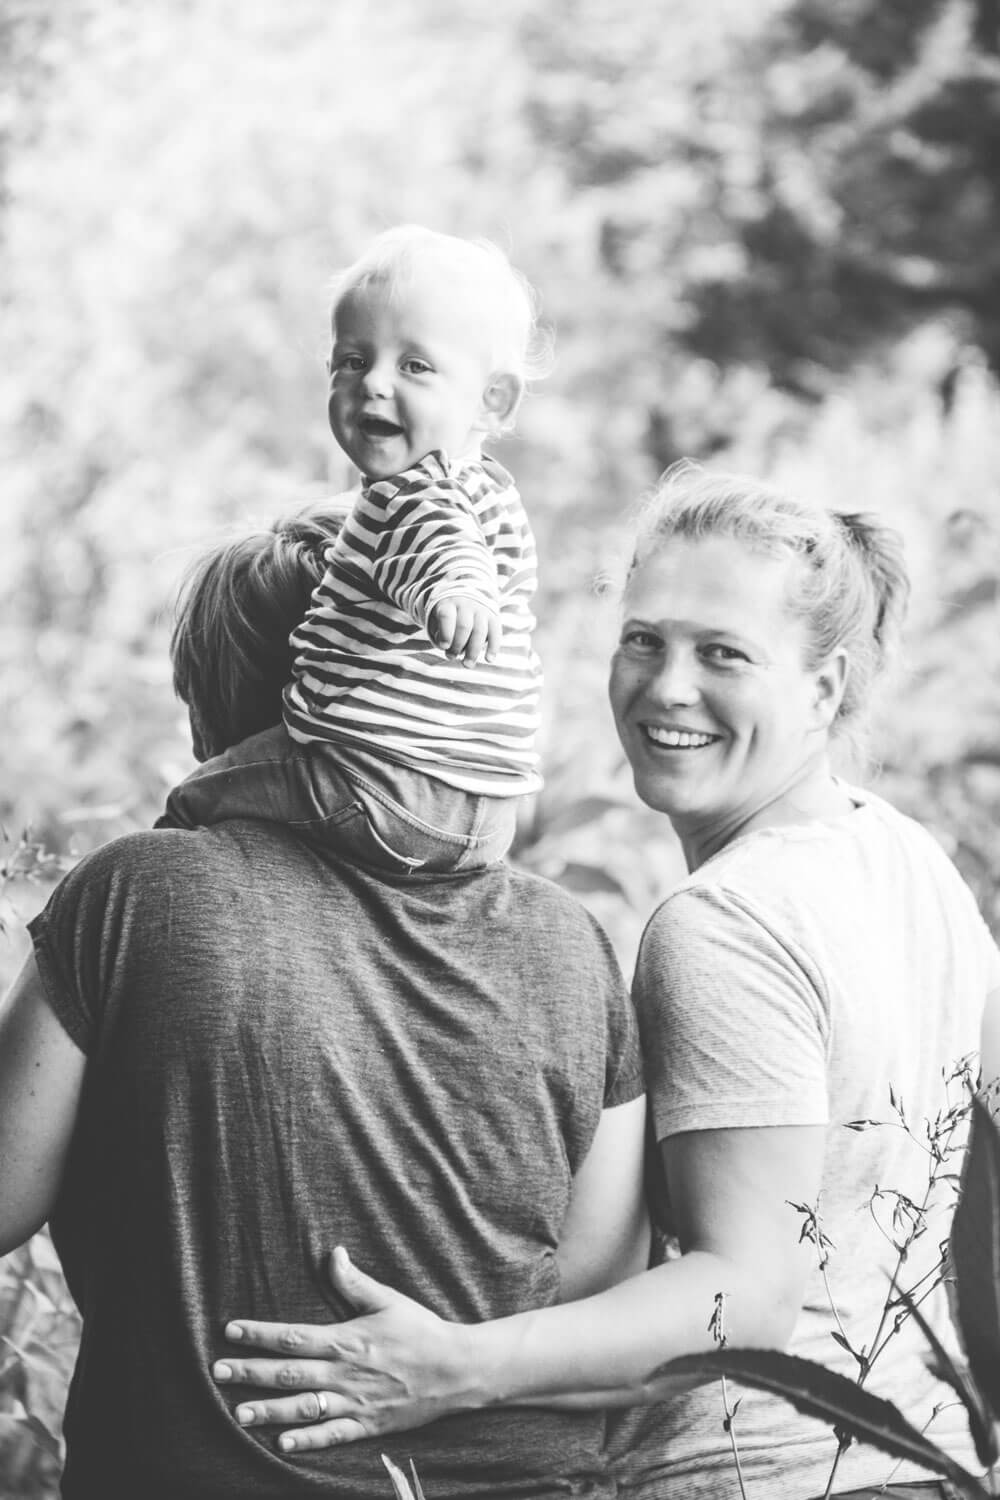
[610,533,850,868]
[213,466,1000,1500]
[607,469,902,867]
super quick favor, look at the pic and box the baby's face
[327,271,494,480]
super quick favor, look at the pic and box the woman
[0,507,648,1499]
[214,468,1000,1500]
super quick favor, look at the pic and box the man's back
[31,821,639,1499]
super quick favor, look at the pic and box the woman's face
[609,534,841,850]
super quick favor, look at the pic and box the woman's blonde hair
[629,464,910,750]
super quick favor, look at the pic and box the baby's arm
[369,469,503,665]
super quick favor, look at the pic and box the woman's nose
[646,649,701,705]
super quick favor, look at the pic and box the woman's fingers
[214,1349,406,1400]
[215,1354,339,1388]
[328,1246,404,1314]
[234,1390,339,1427]
[220,1249,411,1358]
[279,1416,371,1451]
[222,1319,337,1355]
[214,1251,459,1442]
[228,1387,375,1449]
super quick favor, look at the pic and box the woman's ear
[481,372,525,434]
[811,649,849,729]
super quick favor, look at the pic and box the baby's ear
[482,372,524,434]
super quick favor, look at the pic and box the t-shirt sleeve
[634,883,830,1140]
[29,859,107,1054]
[27,838,154,1056]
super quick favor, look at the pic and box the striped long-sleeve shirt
[284,451,543,796]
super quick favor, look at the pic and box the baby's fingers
[457,606,491,666]
[484,612,502,664]
[429,600,458,652]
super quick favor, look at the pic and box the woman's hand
[213,1248,480,1451]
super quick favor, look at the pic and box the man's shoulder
[499,863,618,944]
[55,821,297,891]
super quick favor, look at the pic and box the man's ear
[481,372,525,434]
[811,648,849,730]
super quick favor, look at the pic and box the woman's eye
[620,629,662,653]
[702,643,747,664]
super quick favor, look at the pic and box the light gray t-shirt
[608,788,1000,1499]
[30,820,642,1500]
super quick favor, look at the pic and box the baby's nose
[362,362,394,398]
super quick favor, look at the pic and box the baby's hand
[428,596,502,667]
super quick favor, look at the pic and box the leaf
[951,1096,1000,1421]
[897,1286,998,1470]
[20,1410,62,1460]
[21,1341,69,1442]
[381,1453,424,1500]
[649,1349,987,1493]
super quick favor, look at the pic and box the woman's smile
[640,724,722,750]
[609,534,841,865]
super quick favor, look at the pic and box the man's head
[326,226,550,479]
[170,505,348,760]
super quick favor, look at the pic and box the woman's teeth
[645,727,716,748]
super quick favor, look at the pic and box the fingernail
[279,1433,297,1452]
[225,1323,244,1341]
[214,1362,233,1381]
[236,1406,254,1426]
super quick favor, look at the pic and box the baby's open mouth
[360,416,403,438]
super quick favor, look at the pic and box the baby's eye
[333,353,365,373]
[401,357,433,375]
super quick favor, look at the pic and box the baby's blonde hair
[330,225,552,400]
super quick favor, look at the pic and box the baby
[160,226,548,874]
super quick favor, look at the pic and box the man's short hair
[171,505,348,761]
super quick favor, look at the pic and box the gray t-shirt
[30,820,642,1499]
[607,788,1000,1499]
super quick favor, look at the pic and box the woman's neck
[678,755,855,872]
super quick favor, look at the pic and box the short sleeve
[27,833,171,1058]
[28,845,124,1055]
[634,884,830,1139]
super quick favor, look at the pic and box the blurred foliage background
[2,0,1000,1490]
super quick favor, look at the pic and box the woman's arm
[213,1119,824,1447]
[555,1095,650,1301]
[0,953,86,1254]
